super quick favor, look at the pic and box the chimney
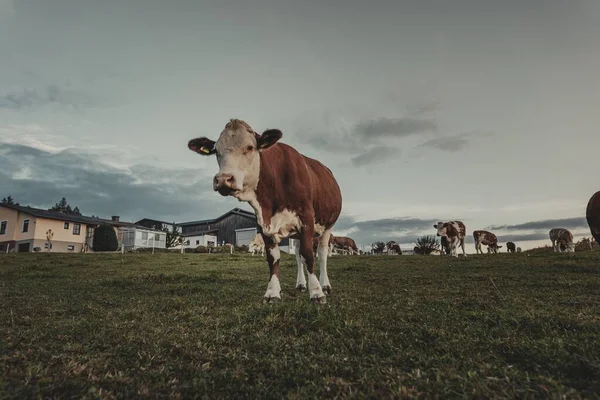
[111,215,120,222]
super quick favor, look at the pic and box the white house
[182,232,217,249]
[118,226,167,251]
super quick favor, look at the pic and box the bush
[92,224,119,252]
[414,235,440,255]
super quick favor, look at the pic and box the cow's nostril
[226,175,234,183]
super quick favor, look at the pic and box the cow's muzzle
[213,173,236,196]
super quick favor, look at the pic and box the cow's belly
[260,210,303,243]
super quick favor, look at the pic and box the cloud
[496,233,552,243]
[417,131,493,153]
[0,85,103,110]
[333,215,441,246]
[350,146,398,167]
[0,143,240,223]
[353,117,437,138]
[488,217,588,231]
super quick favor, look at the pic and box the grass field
[1,252,599,399]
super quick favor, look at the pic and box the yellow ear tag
[200,147,210,154]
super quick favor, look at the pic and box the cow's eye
[246,145,254,152]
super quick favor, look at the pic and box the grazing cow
[333,236,359,255]
[473,230,502,254]
[248,233,265,256]
[516,247,522,253]
[440,236,451,255]
[586,190,600,245]
[386,241,402,255]
[188,119,342,303]
[433,221,467,258]
[506,241,516,253]
[549,228,575,253]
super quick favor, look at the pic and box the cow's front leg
[294,244,307,291]
[460,239,467,257]
[262,235,282,303]
[318,230,333,295]
[300,225,326,303]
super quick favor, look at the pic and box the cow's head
[433,222,447,237]
[188,119,282,198]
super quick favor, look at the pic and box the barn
[178,208,258,246]
[178,207,298,252]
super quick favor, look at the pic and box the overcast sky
[1,0,599,251]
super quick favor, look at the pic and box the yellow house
[0,204,165,253]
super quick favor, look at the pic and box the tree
[164,223,183,249]
[50,197,82,215]
[46,229,54,252]
[414,235,440,255]
[92,224,119,252]
[1,196,18,205]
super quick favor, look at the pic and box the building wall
[0,206,19,241]
[32,218,88,245]
[185,234,217,248]
[31,239,85,253]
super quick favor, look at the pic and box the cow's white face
[188,120,282,199]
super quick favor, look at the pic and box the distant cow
[506,241,516,253]
[549,228,575,253]
[188,119,342,303]
[516,247,522,253]
[248,233,265,256]
[386,241,402,255]
[434,221,467,258]
[473,230,502,254]
[586,190,600,245]
[333,236,359,255]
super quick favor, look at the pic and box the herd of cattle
[188,119,600,302]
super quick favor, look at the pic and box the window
[44,243,53,249]
[73,223,81,235]
[67,245,75,251]
[0,221,6,235]
[142,232,148,240]
[22,219,29,233]
[196,240,200,245]
[155,233,160,240]
[207,241,215,247]
[87,227,95,238]
[64,222,69,229]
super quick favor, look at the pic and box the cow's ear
[188,137,216,155]
[257,129,282,150]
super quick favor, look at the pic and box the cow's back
[586,191,600,243]
[258,143,341,230]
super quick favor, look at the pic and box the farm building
[134,218,177,232]
[177,207,298,252]
[0,203,164,253]
[117,226,167,251]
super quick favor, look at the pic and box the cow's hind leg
[295,243,307,291]
[318,229,333,295]
[262,235,282,303]
[460,238,467,257]
[300,224,326,303]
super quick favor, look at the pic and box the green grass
[1,252,599,399]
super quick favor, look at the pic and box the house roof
[0,203,160,231]
[178,207,256,227]
[134,218,175,226]
[182,229,219,237]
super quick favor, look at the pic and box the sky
[1,0,599,251]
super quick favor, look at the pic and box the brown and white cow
[248,233,265,256]
[332,236,359,255]
[433,221,467,258]
[586,190,600,245]
[188,119,342,303]
[386,241,402,255]
[549,228,575,253]
[473,230,502,254]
